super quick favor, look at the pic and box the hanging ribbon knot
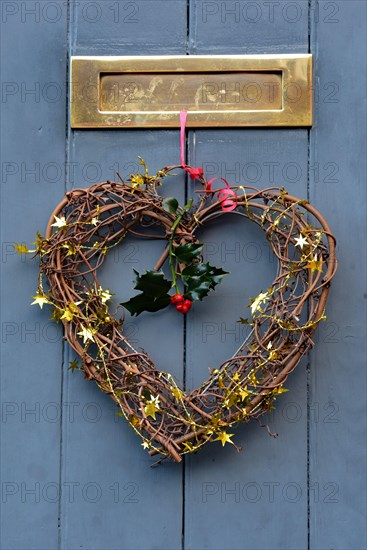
[179,111,237,211]
[206,177,238,212]
[180,111,204,180]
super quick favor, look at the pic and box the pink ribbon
[180,110,204,180]
[180,110,187,166]
[206,177,237,212]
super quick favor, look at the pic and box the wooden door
[1,1,366,549]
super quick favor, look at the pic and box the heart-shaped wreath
[18,156,337,463]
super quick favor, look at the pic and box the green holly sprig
[121,198,228,316]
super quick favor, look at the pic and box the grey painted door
[1,1,366,549]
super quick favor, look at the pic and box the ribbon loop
[205,177,237,212]
[180,110,188,167]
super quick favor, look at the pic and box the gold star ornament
[31,293,50,309]
[144,395,161,420]
[51,215,67,229]
[214,431,235,447]
[77,325,95,344]
[294,234,308,249]
[306,254,323,274]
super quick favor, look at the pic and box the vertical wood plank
[309,2,367,548]
[186,131,309,550]
[60,2,188,549]
[189,0,308,54]
[185,2,310,548]
[0,3,67,548]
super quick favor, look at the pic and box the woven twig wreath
[25,163,337,463]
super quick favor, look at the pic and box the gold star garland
[15,161,337,463]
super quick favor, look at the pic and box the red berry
[171,293,184,305]
[183,299,192,310]
[181,305,189,314]
[176,303,184,312]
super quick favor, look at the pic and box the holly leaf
[132,269,171,294]
[181,263,229,301]
[121,293,171,316]
[184,281,212,302]
[174,243,204,264]
[121,270,171,316]
[162,197,179,215]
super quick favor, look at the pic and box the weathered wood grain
[309,2,367,549]
[59,2,188,549]
[1,0,366,549]
[0,5,67,549]
[185,130,309,550]
[184,2,310,548]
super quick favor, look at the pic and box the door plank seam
[307,2,314,549]
[58,0,72,548]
